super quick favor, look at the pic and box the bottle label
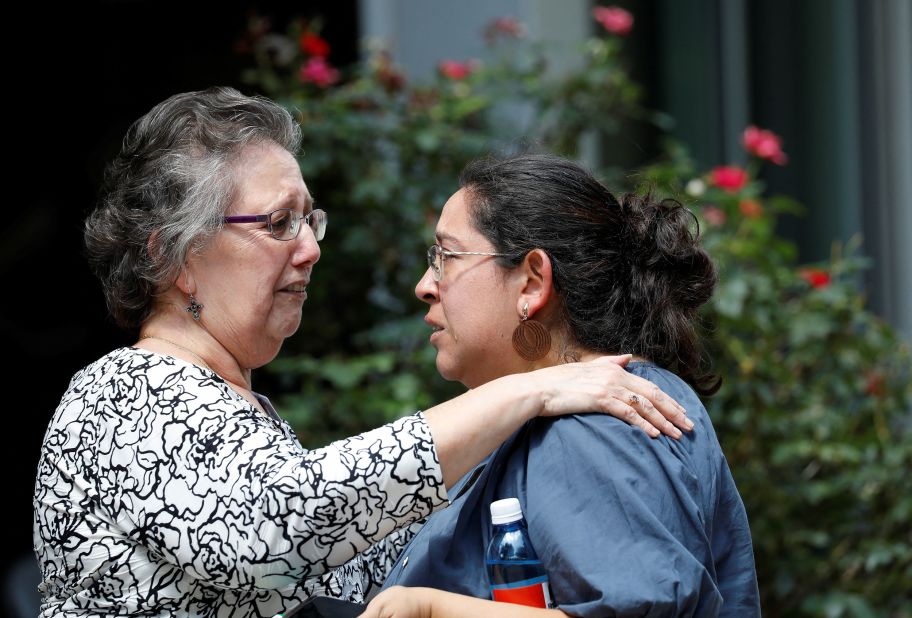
[491,576,554,608]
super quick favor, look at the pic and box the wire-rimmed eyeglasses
[426,244,508,282]
[223,208,327,241]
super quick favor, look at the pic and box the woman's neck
[137,304,253,392]
[482,347,646,387]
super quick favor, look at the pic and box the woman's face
[415,188,525,388]
[186,142,320,369]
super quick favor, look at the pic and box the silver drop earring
[186,295,204,321]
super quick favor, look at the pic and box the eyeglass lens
[269,209,326,241]
[427,245,443,281]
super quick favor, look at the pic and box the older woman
[364,154,761,617]
[33,89,690,617]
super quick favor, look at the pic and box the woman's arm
[352,521,427,601]
[425,355,691,487]
[82,353,685,590]
[359,586,569,618]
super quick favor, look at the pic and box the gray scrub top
[383,362,761,617]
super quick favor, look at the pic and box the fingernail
[684,418,695,431]
[672,427,683,439]
[678,405,688,414]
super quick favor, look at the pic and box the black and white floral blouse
[33,347,447,617]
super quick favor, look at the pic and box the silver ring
[629,394,640,406]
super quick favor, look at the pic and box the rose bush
[638,139,912,617]
[239,9,911,617]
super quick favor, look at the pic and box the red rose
[299,32,330,58]
[439,60,475,80]
[710,166,749,193]
[743,126,788,165]
[799,268,831,289]
[739,199,764,218]
[299,57,339,88]
[592,6,634,36]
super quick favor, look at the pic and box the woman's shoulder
[525,362,723,477]
[533,361,710,434]
[67,346,214,391]
[70,345,193,376]
[516,364,729,530]
[60,347,143,401]
[625,361,707,415]
[57,347,242,423]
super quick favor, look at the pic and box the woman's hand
[424,354,691,488]
[358,586,569,618]
[359,586,433,618]
[533,354,693,439]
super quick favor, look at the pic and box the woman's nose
[292,225,321,266]
[415,267,439,304]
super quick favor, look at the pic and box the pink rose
[485,17,526,42]
[710,166,750,193]
[592,6,634,36]
[299,57,339,88]
[438,59,476,80]
[743,126,788,165]
[702,205,727,227]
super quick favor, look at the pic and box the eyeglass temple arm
[443,250,508,256]
[223,215,268,223]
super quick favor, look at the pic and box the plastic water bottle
[485,498,554,608]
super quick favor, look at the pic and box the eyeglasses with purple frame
[223,208,327,241]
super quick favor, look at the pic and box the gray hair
[85,86,301,329]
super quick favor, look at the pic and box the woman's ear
[175,267,194,296]
[516,249,554,318]
[146,230,163,267]
[149,230,195,296]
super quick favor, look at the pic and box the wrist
[417,587,441,618]
[502,371,545,420]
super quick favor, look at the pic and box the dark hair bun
[622,194,717,312]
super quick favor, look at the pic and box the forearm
[426,591,570,618]
[422,356,691,489]
[362,586,571,618]
[423,373,536,488]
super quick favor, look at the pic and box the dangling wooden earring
[512,302,551,361]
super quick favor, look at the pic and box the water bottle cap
[490,498,524,524]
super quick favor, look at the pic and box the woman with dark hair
[33,90,690,617]
[362,154,760,617]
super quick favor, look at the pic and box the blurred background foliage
[241,8,911,617]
